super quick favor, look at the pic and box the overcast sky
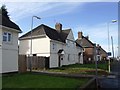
[0,0,119,57]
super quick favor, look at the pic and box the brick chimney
[55,23,62,33]
[78,32,83,39]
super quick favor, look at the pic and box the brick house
[96,44,108,61]
[76,32,108,63]
[76,32,96,63]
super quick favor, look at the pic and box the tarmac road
[98,60,120,90]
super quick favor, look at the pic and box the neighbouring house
[96,44,108,61]
[19,23,83,68]
[0,14,22,73]
[76,32,108,63]
[76,32,96,63]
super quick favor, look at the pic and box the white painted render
[19,36,50,57]
[50,41,83,68]
[66,30,74,41]
[49,30,83,68]
[19,29,83,68]
[1,26,19,73]
[0,27,2,73]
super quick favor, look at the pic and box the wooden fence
[18,55,49,73]
[18,55,27,73]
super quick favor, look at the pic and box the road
[98,60,120,90]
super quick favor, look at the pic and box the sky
[0,0,119,57]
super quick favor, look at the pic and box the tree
[0,5,10,19]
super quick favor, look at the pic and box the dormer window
[3,32,12,42]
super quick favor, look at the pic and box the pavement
[98,60,120,90]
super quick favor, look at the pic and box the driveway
[98,61,120,90]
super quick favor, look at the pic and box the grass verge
[2,73,89,89]
[46,62,109,75]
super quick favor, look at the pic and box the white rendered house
[0,15,21,73]
[19,23,83,68]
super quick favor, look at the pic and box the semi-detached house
[19,23,83,68]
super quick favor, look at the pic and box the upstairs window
[3,32,7,41]
[8,33,12,42]
[52,43,57,50]
[3,32,12,42]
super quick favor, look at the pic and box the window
[53,43,56,50]
[3,32,12,42]
[3,32,7,41]
[8,33,11,41]
[33,54,37,56]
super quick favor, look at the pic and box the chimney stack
[55,23,62,33]
[78,32,83,39]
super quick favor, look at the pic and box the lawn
[2,73,89,89]
[47,62,109,75]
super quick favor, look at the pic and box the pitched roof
[76,36,95,48]
[99,46,107,54]
[19,24,70,43]
[0,14,22,32]
[75,40,83,48]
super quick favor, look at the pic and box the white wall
[67,30,74,41]
[2,50,18,73]
[49,30,83,68]
[0,48,2,73]
[2,27,19,73]
[19,36,50,57]
[50,40,82,68]
[50,40,64,68]
[0,27,2,73]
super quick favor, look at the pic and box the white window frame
[3,32,7,42]
[3,32,12,43]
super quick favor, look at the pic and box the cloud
[0,2,83,21]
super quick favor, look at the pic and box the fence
[18,55,27,73]
[18,55,49,73]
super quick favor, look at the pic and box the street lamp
[107,20,117,73]
[30,16,41,72]
[111,36,114,60]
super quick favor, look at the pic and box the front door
[58,55,61,67]
[58,55,63,67]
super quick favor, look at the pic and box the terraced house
[19,23,83,68]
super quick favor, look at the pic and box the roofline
[50,39,66,44]
[19,34,46,40]
[83,36,95,46]
[100,47,107,53]
[0,25,22,33]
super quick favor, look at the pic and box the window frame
[3,32,12,43]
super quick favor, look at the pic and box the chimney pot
[55,23,62,33]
